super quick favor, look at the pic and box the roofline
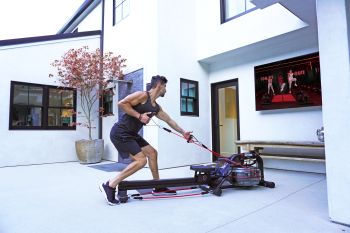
[57,0,102,34]
[0,30,101,47]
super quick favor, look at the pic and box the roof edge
[0,30,101,47]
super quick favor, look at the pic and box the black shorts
[110,124,149,158]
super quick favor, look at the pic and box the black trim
[180,78,199,116]
[0,30,101,47]
[211,79,240,161]
[220,0,258,24]
[113,0,116,26]
[98,0,106,139]
[9,81,77,130]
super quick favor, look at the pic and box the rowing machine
[117,150,275,203]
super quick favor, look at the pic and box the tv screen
[254,52,322,111]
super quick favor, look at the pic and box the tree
[49,46,126,140]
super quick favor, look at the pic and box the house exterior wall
[101,0,160,162]
[0,35,100,167]
[209,49,323,141]
[100,0,212,167]
[196,0,322,146]
[195,0,308,61]
[317,0,350,225]
[76,0,324,168]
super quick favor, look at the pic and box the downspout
[99,0,105,140]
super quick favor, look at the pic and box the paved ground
[0,162,349,233]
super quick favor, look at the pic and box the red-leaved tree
[49,46,126,140]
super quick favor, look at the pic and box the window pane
[187,99,194,112]
[181,98,187,112]
[28,86,43,106]
[61,109,74,126]
[188,83,196,97]
[13,84,28,105]
[12,105,27,126]
[62,90,74,107]
[29,107,42,126]
[49,89,61,107]
[48,108,61,126]
[181,82,188,96]
[225,0,245,19]
[103,90,114,115]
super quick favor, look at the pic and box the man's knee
[148,148,158,160]
[135,156,147,168]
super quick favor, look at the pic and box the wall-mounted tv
[254,52,322,111]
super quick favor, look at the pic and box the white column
[317,0,350,225]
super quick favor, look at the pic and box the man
[99,75,192,205]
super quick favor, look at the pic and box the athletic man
[99,75,192,205]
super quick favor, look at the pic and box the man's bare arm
[118,91,148,120]
[156,107,192,139]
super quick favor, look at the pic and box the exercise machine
[117,149,275,203]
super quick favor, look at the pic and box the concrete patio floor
[0,161,349,233]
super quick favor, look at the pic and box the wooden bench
[235,140,326,173]
[235,140,325,160]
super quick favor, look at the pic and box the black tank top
[116,92,160,133]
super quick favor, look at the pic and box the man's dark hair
[150,75,168,89]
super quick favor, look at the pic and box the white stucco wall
[156,0,211,168]
[317,0,350,225]
[0,35,100,167]
[101,0,159,161]
[99,0,212,167]
[196,0,308,60]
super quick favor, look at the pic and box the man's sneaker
[152,187,177,196]
[99,181,119,205]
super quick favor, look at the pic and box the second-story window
[220,0,257,23]
[113,0,130,26]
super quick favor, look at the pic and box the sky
[0,0,85,40]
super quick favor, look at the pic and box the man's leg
[108,152,147,188]
[141,145,159,180]
[141,145,176,194]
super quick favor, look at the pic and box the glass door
[211,79,240,159]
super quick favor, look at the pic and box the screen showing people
[254,52,322,111]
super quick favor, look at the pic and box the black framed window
[220,0,257,23]
[102,88,114,116]
[180,78,199,116]
[113,0,130,26]
[10,81,76,130]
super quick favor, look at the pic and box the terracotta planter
[75,139,104,164]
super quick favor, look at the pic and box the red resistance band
[161,127,245,167]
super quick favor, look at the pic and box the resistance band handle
[187,135,193,143]
[163,127,171,133]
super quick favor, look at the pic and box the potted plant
[49,46,126,163]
